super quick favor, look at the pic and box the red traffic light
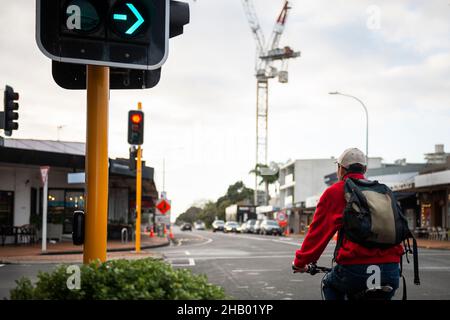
[131,113,142,124]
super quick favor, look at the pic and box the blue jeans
[322,263,400,300]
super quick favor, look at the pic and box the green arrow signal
[113,3,144,35]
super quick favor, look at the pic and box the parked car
[237,221,248,233]
[246,219,257,233]
[194,221,206,230]
[260,219,282,236]
[253,219,264,234]
[224,221,240,233]
[180,223,192,231]
[212,220,225,232]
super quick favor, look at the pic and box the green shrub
[10,258,229,300]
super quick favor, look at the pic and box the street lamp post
[329,92,369,164]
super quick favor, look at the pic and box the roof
[1,138,85,156]
[366,163,426,176]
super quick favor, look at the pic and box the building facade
[0,138,158,244]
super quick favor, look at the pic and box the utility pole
[135,102,143,253]
[83,65,110,264]
[329,92,369,164]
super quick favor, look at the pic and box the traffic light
[129,146,137,170]
[36,0,189,71]
[52,61,161,90]
[128,110,144,145]
[3,86,19,136]
[72,210,85,245]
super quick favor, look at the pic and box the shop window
[0,191,14,227]
[421,204,431,228]
[48,190,65,224]
[64,191,85,234]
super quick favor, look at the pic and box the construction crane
[241,0,300,205]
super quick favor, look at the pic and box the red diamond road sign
[156,199,171,215]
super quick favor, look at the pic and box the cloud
[0,0,449,217]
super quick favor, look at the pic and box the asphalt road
[1,228,450,300]
[157,228,450,300]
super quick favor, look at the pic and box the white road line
[272,239,302,246]
[247,272,260,275]
[0,264,5,268]
[416,267,450,271]
[185,251,191,256]
[232,269,281,273]
[168,258,196,267]
[290,279,304,282]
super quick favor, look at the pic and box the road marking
[0,264,5,268]
[272,239,302,246]
[416,266,450,271]
[232,269,281,273]
[290,279,304,282]
[247,272,260,275]
[185,251,191,256]
[264,287,275,290]
[168,258,195,267]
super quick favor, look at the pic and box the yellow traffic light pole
[135,102,143,253]
[84,65,110,264]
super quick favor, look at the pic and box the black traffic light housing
[37,0,171,70]
[52,61,161,90]
[72,210,85,245]
[128,110,144,145]
[129,146,137,171]
[46,0,190,90]
[3,85,19,136]
[170,1,190,38]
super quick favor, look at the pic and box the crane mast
[241,0,300,205]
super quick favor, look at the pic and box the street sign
[36,0,170,70]
[276,211,287,222]
[155,198,171,215]
[155,215,170,224]
[40,166,50,186]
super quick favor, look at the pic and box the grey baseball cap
[336,148,367,168]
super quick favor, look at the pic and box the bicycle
[292,262,395,300]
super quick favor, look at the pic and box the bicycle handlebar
[292,262,332,275]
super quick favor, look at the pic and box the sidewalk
[285,233,450,250]
[0,233,170,264]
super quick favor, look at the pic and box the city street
[2,228,449,300]
[158,229,450,300]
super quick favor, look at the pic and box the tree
[249,163,279,205]
[175,206,202,225]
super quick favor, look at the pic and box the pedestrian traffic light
[128,110,144,145]
[129,146,137,170]
[36,0,189,71]
[3,86,19,136]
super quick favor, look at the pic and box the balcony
[280,173,295,190]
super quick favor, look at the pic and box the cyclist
[292,148,404,300]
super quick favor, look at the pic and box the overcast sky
[1,1,449,219]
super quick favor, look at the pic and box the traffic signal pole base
[83,65,110,264]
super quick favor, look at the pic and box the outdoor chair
[18,224,37,245]
[427,227,437,240]
[437,227,448,241]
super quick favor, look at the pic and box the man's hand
[292,261,308,273]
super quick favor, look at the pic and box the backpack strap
[399,243,406,300]
[333,229,345,263]
[345,178,370,211]
[411,235,420,285]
